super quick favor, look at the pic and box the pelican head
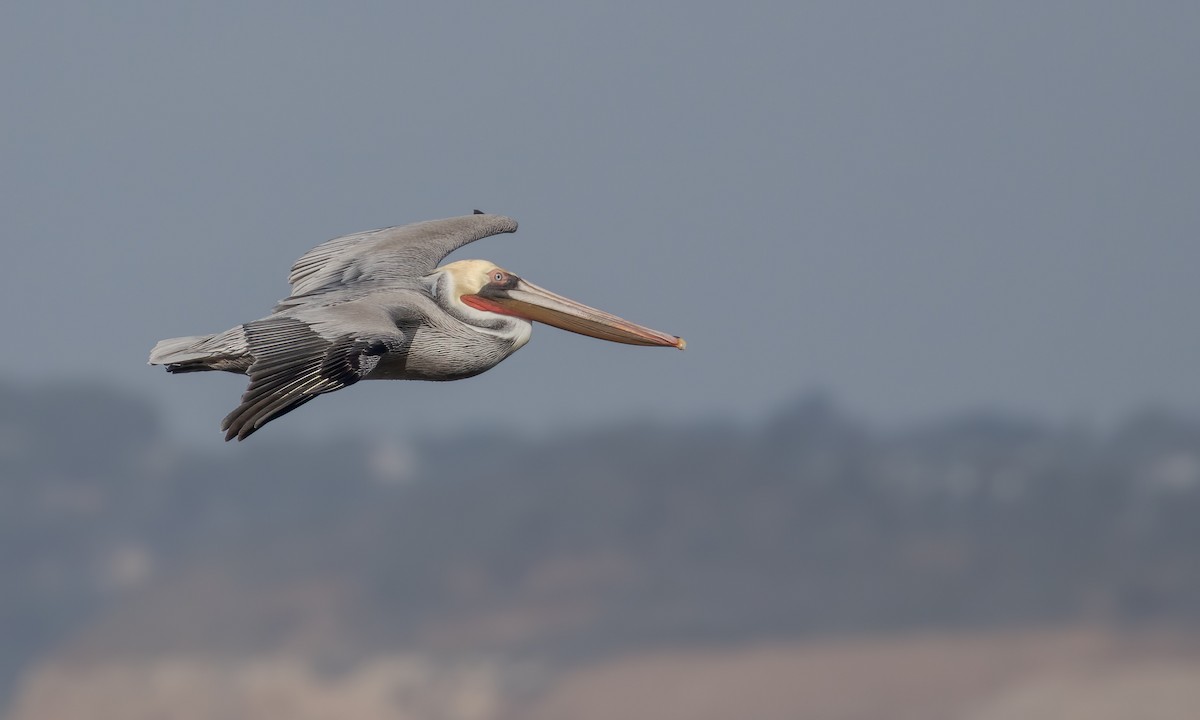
[434,259,685,349]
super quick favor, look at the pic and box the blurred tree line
[2,383,1199,703]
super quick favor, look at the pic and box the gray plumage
[151,214,521,440]
[279,214,518,308]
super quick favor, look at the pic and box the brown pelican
[149,213,685,441]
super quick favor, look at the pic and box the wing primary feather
[220,317,393,441]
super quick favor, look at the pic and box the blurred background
[3,3,1200,719]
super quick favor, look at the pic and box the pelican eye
[489,270,518,289]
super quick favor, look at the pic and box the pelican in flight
[149,213,684,441]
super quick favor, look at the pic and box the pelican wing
[287,213,518,297]
[220,316,402,441]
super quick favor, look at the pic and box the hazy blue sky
[2,2,1198,443]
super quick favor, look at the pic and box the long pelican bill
[470,279,686,349]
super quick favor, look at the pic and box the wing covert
[287,214,518,297]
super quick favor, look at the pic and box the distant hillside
[3,382,1200,706]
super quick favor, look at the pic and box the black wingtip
[473,209,485,214]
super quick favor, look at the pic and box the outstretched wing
[286,213,518,297]
[221,315,405,441]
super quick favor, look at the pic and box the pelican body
[149,213,684,441]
